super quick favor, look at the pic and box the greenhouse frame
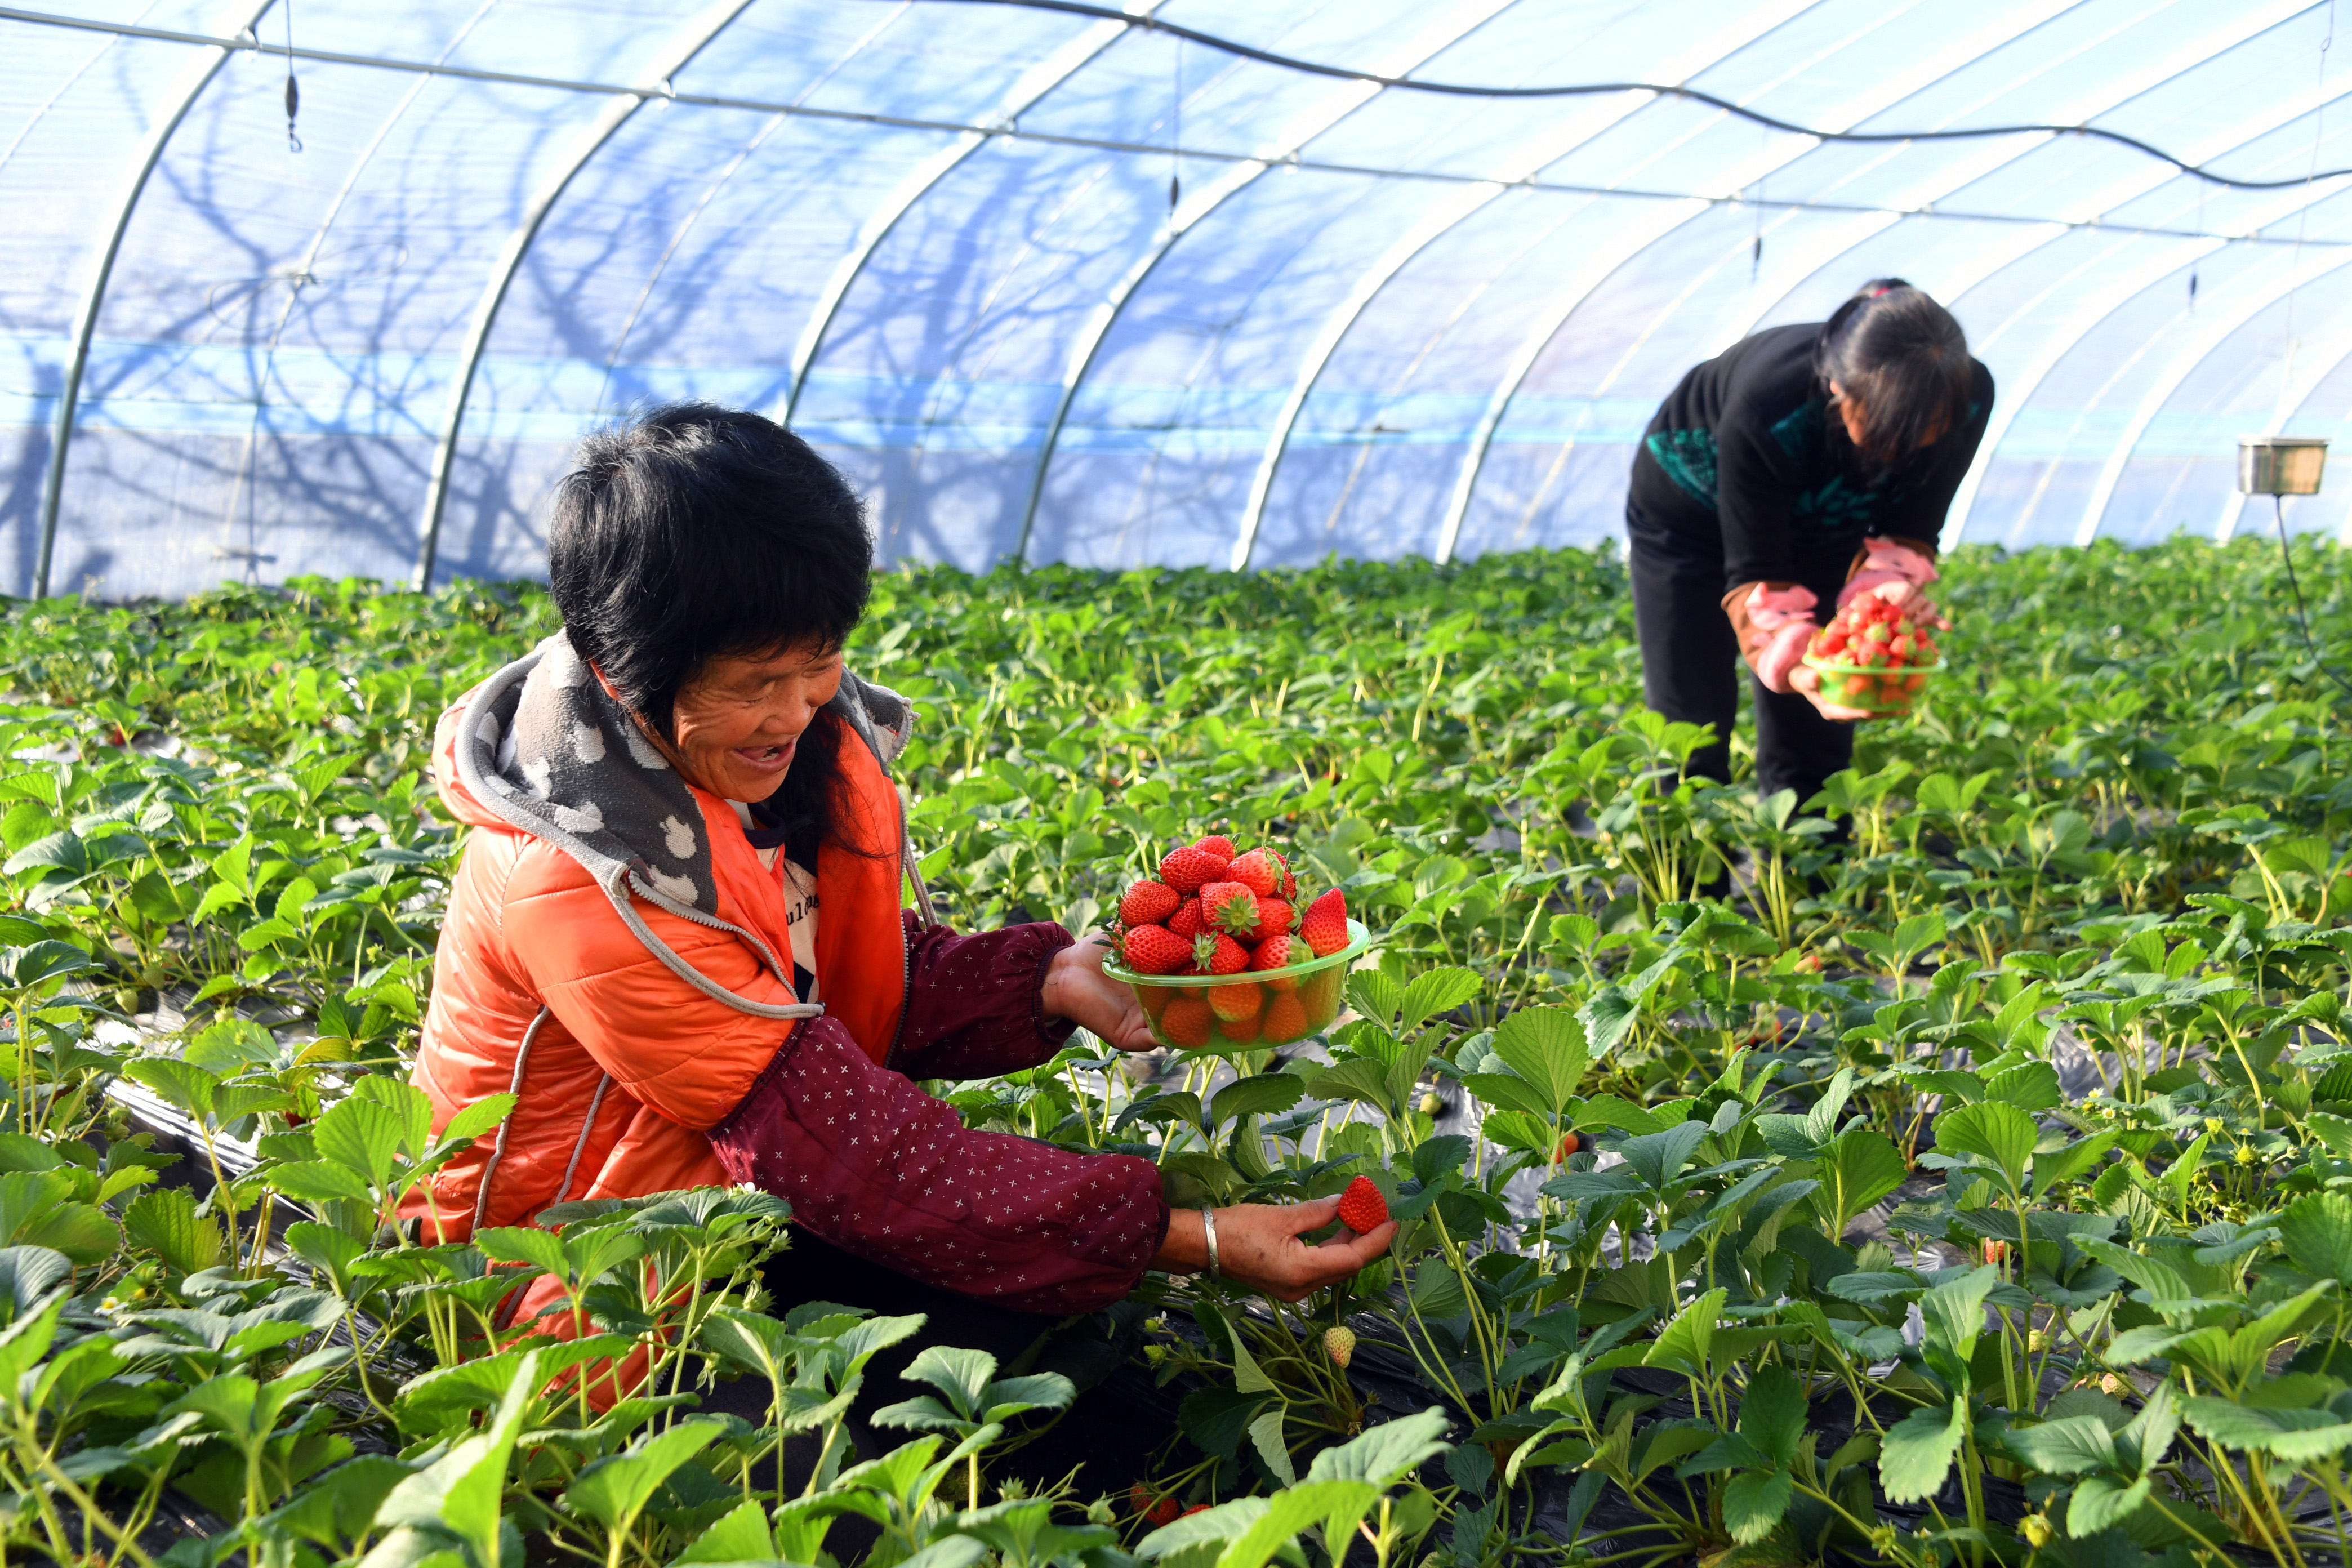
[3,0,2350,600]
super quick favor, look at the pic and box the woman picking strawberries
[1625,279,1993,806]
[404,403,1393,1481]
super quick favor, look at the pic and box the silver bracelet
[1200,1206,1221,1280]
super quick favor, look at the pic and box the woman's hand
[1789,662,1874,723]
[1040,937,1159,1053]
[1154,1201,1396,1303]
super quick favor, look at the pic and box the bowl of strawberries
[1801,592,1944,717]
[1099,834,1373,1050]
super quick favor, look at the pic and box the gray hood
[447,630,921,1021]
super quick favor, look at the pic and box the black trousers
[1625,502,1855,807]
[701,1230,1176,1502]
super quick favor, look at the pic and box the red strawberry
[1160,996,1213,1048]
[1120,880,1181,927]
[1264,849,1297,900]
[1552,1131,1584,1164]
[1181,1505,1211,1517]
[1299,889,1349,956]
[1168,897,1206,938]
[1208,981,1262,1023]
[1201,881,1261,937]
[1151,1498,1181,1527]
[1193,834,1237,861]
[1195,932,1249,975]
[1261,991,1309,1044]
[1249,932,1303,990]
[1335,1175,1387,1234]
[1226,848,1281,897]
[1160,844,1228,893]
[1121,925,1191,975]
[1254,896,1295,936]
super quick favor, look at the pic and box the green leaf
[0,1247,71,1317]
[268,1161,376,1206]
[1397,968,1481,1033]
[2181,1396,2352,1461]
[1618,1121,1707,1195]
[562,1420,727,1529]
[122,1057,218,1119]
[2276,1192,2352,1288]
[1935,1101,2037,1192]
[1721,1469,1792,1545]
[2068,1474,2151,1537]
[1344,971,1402,1027]
[376,1349,541,1567]
[1879,1400,1966,1504]
[671,1497,776,1565]
[1645,1287,1727,1379]
[122,1188,225,1277]
[1246,1406,1295,1486]
[474,1226,568,1281]
[2004,1416,2117,1477]
[1816,1126,1906,1240]
[2033,1132,2118,1199]
[1210,1075,1303,1128]
[1738,1363,1806,1468]
[1490,1007,1587,1118]
[899,1344,996,1422]
[441,1094,517,1149]
[314,1094,409,1192]
[1919,1263,2000,1382]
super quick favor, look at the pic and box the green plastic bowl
[1802,653,1944,717]
[1102,919,1373,1050]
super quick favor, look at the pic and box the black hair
[549,403,877,847]
[1813,279,1974,470]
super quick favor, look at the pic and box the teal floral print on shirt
[1645,428,1719,507]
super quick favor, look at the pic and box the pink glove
[1742,582,1818,695]
[1837,539,1938,609]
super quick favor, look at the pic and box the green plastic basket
[1102,919,1373,1050]
[1802,653,1944,717]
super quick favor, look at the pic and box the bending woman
[404,404,1391,1380]
[1626,279,1993,805]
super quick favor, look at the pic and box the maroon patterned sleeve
[888,914,1078,1081]
[709,1016,1169,1313]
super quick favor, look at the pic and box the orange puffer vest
[402,634,925,1242]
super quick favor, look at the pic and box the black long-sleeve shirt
[1628,323,1995,588]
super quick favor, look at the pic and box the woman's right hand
[1155,1200,1396,1303]
[1789,662,1874,723]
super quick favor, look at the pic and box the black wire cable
[941,0,2352,192]
[2269,493,2352,700]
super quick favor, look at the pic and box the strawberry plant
[5,538,2352,1565]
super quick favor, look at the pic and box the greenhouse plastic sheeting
[3,0,2350,598]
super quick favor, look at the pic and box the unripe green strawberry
[1324,1325,1356,1369]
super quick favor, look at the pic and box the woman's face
[663,640,845,801]
[1830,379,1948,455]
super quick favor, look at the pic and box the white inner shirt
[729,799,819,1003]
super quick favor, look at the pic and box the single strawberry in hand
[1119,879,1181,927]
[1299,888,1350,956]
[1160,844,1228,894]
[1120,925,1192,975]
[1335,1175,1387,1234]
